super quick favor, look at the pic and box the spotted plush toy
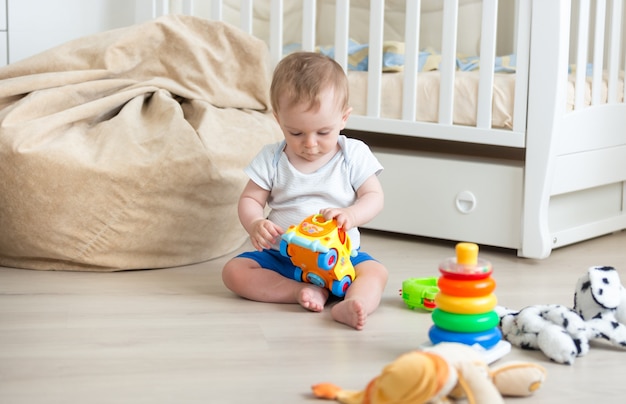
[497,304,589,365]
[574,266,626,348]
[497,266,626,365]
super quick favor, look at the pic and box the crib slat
[439,0,459,126]
[302,0,316,52]
[182,0,193,16]
[158,0,169,16]
[366,0,384,118]
[240,0,254,35]
[135,0,156,22]
[476,0,498,129]
[402,0,421,121]
[269,0,284,68]
[167,0,194,15]
[591,0,606,106]
[607,0,623,104]
[164,0,189,17]
[575,0,590,110]
[512,0,531,134]
[211,0,222,20]
[334,0,350,72]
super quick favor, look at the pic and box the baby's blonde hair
[270,52,349,114]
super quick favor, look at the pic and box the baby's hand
[319,208,357,231]
[249,219,283,251]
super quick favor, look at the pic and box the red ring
[439,267,493,280]
[437,276,496,297]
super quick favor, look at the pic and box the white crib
[140,0,626,258]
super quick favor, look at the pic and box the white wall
[0,0,7,66]
[7,0,136,64]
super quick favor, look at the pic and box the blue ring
[428,325,502,349]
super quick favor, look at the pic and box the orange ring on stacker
[437,276,496,298]
[434,292,497,314]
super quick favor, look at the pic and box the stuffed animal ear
[490,362,547,397]
[455,361,504,404]
[365,352,451,403]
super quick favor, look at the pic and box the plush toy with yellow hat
[311,342,546,404]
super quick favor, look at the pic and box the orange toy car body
[280,214,357,297]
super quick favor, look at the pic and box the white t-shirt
[245,135,383,250]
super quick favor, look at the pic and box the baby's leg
[222,257,329,312]
[331,260,388,330]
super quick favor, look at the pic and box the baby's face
[275,87,351,164]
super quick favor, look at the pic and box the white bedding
[565,72,625,112]
[348,71,515,128]
[348,71,625,129]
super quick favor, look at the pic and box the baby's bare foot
[297,286,328,312]
[331,299,367,330]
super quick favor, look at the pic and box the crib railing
[572,0,625,109]
[136,0,624,149]
[344,0,531,147]
[555,0,626,158]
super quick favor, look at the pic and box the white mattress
[348,71,516,129]
[348,71,625,129]
[565,72,625,112]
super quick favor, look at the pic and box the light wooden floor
[1,230,626,403]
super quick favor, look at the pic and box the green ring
[431,309,500,333]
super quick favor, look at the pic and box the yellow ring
[437,276,496,297]
[434,292,497,314]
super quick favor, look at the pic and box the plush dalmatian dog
[497,304,590,365]
[573,266,626,349]
[497,266,626,365]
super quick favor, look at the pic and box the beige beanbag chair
[0,15,282,271]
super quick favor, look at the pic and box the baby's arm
[320,174,384,231]
[238,180,284,251]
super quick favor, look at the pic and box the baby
[222,52,388,330]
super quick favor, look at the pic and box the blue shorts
[237,248,377,280]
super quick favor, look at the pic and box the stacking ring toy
[437,276,496,297]
[434,293,497,314]
[438,242,493,280]
[431,309,500,333]
[428,325,502,349]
